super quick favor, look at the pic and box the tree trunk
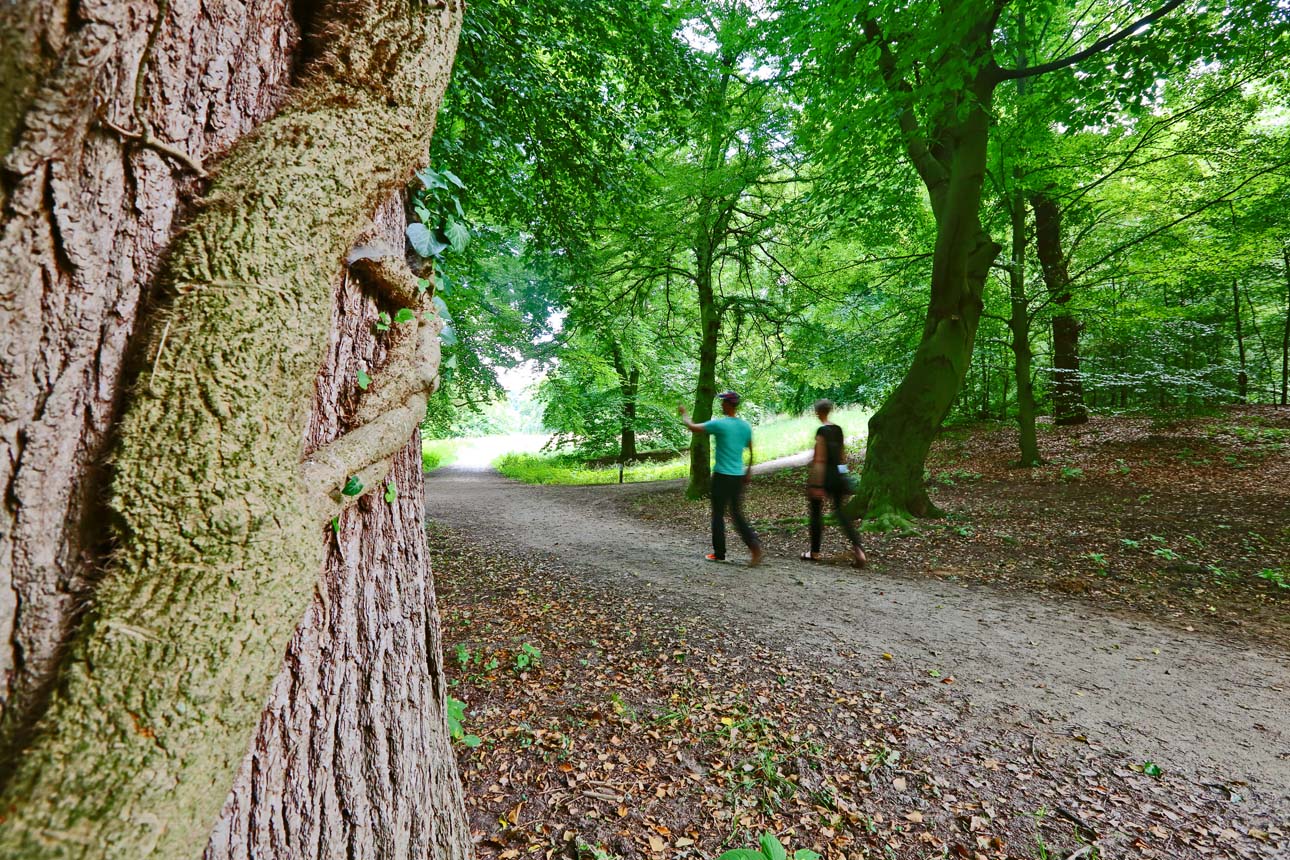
[1233,279,1248,402]
[1009,191,1040,466]
[0,0,471,857]
[609,341,639,462]
[854,80,1001,526]
[1,0,300,771]
[687,267,719,498]
[1031,191,1089,425]
[1282,245,1289,406]
[203,197,470,860]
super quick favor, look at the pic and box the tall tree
[784,0,1289,525]
[0,0,470,856]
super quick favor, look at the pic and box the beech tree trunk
[1233,279,1248,402]
[0,0,471,856]
[1009,191,1041,467]
[1031,191,1089,425]
[1282,245,1289,406]
[687,265,719,499]
[609,341,639,462]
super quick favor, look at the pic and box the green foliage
[717,832,820,860]
[341,476,363,497]
[445,696,482,748]
[384,480,397,503]
[513,643,542,672]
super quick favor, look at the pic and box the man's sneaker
[705,553,725,562]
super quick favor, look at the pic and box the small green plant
[1257,568,1289,589]
[1112,458,1131,476]
[1151,546,1179,562]
[454,643,471,668]
[1120,538,1140,549]
[718,832,820,860]
[445,696,481,748]
[356,368,372,390]
[1141,760,1163,778]
[384,480,397,503]
[1059,466,1084,481]
[1081,552,1108,570]
[374,311,392,332]
[1204,564,1231,580]
[514,642,542,671]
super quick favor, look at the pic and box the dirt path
[425,461,1290,804]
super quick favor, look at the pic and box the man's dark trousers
[710,472,760,559]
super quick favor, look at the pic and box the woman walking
[800,400,867,568]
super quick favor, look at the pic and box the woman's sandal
[799,552,822,562]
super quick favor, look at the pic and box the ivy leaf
[442,168,465,190]
[341,476,363,497]
[439,325,459,347]
[416,167,448,191]
[394,308,417,324]
[444,216,470,253]
[437,272,452,296]
[416,277,432,294]
[330,517,340,534]
[717,852,766,860]
[1142,761,1163,777]
[406,222,448,259]
[384,480,397,503]
[356,369,372,390]
[462,734,482,748]
[431,295,452,321]
[375,311,392,332]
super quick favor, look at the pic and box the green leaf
[444,216,470,253]
[375,311,391,332]
[406,223,448,258]
[356,369,372,390]
[759,833,787,860]
[416,167,448,191]
[792,852,821,860]
[330,517,340,534]
[462,734,482,748]
[442,168,465,190]
[717,851,766,860]
[439,325,458,347]
[384,480,397,503]
[394,308,416,324]
[1142,761,1163,778]
[341,476,363,497]
[416,277,432,294]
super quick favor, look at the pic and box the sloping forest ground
[630,407,1290,649]
[427,409,1288,860]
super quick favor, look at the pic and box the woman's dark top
[816,423,845,488]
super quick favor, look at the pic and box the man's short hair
[717,391,741,406]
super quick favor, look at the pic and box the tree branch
[995,0,1188,81]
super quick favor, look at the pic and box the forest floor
[424,408,1289,860]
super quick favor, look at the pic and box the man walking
[679,391,763,566]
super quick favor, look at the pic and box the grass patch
[496,405,870,486]
[422,438,462,472]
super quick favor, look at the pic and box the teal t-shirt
[703,416,752,476]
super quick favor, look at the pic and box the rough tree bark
[0,0,470,857]
[1031,191,1089,425]
[1,0,300,769]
